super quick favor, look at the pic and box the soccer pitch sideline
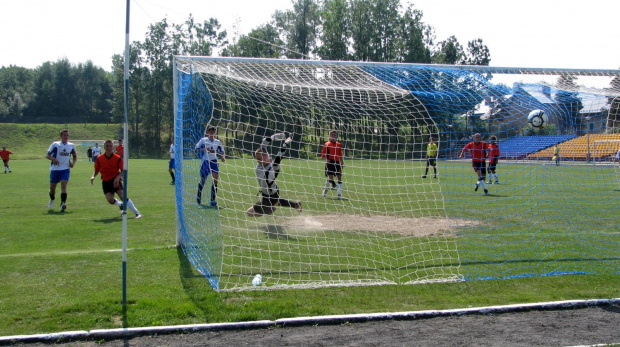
[0,159,618,336]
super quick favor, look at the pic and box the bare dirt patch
[283,214,479,237]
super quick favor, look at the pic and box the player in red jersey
[91,140,142,218]
[321,130,345,199]
[487,135,500,184]
[459,133,489,195]
[115,139,124,158]
[0,147,13,173]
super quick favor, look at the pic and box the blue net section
[175,70,222,289]
[174,58,620,291]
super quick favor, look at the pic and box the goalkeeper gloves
[281,137,292,150]
[262,133,288,148]
[271,133,286,141]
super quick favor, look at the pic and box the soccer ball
[527,109,548,128]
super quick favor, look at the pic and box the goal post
[593,140,620,164]
[173,57,620,291]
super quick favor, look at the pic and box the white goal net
[173,57,620,291]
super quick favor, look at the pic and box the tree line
[0,0,491,158]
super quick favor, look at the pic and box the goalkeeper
[246,134,302,217]
[421,137,438,179]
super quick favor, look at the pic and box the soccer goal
[593,140,620,163]
[71,140,107,161]
[173,57,620,291]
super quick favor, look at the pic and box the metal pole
[586,116,591,163]
[122,0,130,307]
[448,124,453,159]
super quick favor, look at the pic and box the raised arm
[273,137,291,166]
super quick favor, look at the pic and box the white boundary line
[2,298,619,344]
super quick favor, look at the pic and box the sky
[1,0,618,73]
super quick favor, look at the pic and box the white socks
[126,199,140,215]
[115,198,140,215]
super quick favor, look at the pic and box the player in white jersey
[45,129,77,212]
[246,134,302,217]
[168,137,176,185]
[194,126,226,207]
[91,143,101,163]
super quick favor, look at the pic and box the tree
[349,0,373,61]
[75,60,113,123]
[172,15,228,56]
[465,38,490,66]
[557,74,578,90]
[221,24,283,58]
[432,36,465,64]
[367,0,401,62]
[52,58,79,122]
[316,0,350,60]
[399,4,432,63]
[273,0,320,59]
[0,65,35,120]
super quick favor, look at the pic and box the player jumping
[246,134,302,217]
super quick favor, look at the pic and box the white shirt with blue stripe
[47,141,76,171]
[195,137,224,161]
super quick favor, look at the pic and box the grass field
[1,158,618,336]
[177,155,619,290]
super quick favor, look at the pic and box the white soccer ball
[252,274,262,286]
[527,109,548,128]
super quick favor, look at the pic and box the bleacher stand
[498,135,576,160]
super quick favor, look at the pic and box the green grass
[0,158,619,336]
[180,156,618,289]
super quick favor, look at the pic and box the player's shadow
[262,224,297,241]
[92,217,122,224]
[325,196,349,201]
[485,193,508,197]
[46,211,71,215]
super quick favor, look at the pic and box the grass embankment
[0,123,121,160]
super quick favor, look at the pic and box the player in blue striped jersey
[195,126,226,207]
[45,129,77,212]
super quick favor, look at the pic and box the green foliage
[222,24,284,58]
[0,1,493,157]
[0,159,618,336]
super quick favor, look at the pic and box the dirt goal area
[282,214,479,237]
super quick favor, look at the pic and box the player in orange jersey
[115,139,124,158]
[487,135,500,184]
[91,140,142,218]
[0,147,13,173]
[321,130,345,199]
[459,133,489,195]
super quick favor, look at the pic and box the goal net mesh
[173,57,620,291]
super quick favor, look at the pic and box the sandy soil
[10,305,620,347]
[283,214,479,236]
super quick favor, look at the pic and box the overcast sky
[1,0,618,72]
